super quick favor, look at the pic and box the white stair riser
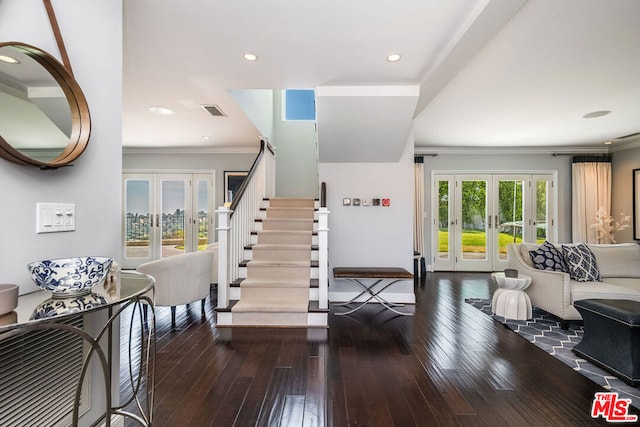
[254,222,318,232]
[260,200,320,209]
[230,287,319,301]
[216,311,327,327]
[251,235,318,245]
[257,210,318,220]
[244,248,319,261]
[239,266,319,279]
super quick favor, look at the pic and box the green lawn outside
[438,229,523,254]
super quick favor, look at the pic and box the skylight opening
[283,89,316,121]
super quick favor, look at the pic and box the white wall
[422,152,573,266]
[319,133,415,303]
[0,1,122,425]
[273,90,319,198]
[228,89,274,140]
[612,145,640,243]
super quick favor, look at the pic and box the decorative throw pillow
[529,241,568,272]
[561,243,602,282]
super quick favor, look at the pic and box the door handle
[156,214,160,228]
[487,215,492,229]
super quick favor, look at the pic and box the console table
[0,271,155,427]
[333,267,414,316]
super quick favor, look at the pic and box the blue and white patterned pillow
[561,243,602,282]
[529,241,568,272]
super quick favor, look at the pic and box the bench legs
[334,278,412,316]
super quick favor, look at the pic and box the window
[283,89,315,120]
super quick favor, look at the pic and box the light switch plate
[37,203,75,233]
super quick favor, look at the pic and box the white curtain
[414,159,425,262]
[572,159,611,243]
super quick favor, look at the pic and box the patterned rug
[465,298,640,409]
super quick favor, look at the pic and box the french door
[122,173,214,269]
[432,173,555,272]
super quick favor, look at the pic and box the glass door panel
[456,176,492,271]
[433,176,454,271]
[494,177,525,271]
[533,175,555,243]
[123,175,155,269]
[194,174,213,252]
[159,177,188,258]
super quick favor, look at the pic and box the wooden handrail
[229,140,272,216]
[320,182,327,208]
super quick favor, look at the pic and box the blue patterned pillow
[529,241,568,272]
[561,243,602,282]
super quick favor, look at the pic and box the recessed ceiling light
[604,141,613,145]
[202,136,211,141]
[243,52,258,61]
[148,106,175,115]
[0,55,19,64]
[583,110,611,119]
[386,53,401,62]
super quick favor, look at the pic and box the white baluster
[317,207,330,310]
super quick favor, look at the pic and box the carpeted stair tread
[251,246,312,262]
[259,218,315,231]
[232,287,309,312]
[231,278,319,288]
[241,260,319,267]
[239,278,309,288]
[246,244,319,250]
[253,230,314,245]
[247,260,311,267]
[251,244,312,251]
[265,197,316,208]
[263,207,316,219]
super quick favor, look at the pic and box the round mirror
[0,42,90,169]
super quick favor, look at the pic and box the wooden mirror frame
[0,42,90,170]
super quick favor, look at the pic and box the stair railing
[317,182,329,310]
[216,140,276,308]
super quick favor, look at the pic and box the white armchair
[206,242,219,285]
[136,250,213,328]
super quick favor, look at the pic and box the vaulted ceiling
[123,0,640,154]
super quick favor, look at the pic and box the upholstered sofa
[507,242,640,326]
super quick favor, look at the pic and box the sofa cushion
[529,241,568,272]
[587,243,640,278]
[572,279,640,302]
[562,243,602,282]
[519,243,539,268]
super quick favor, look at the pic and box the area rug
[465,298,640,409]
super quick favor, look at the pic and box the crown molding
[122,146,260,155]
[413,145,609,156]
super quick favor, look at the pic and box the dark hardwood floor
[121,272,636,426]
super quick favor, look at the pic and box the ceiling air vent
[201,104,226,117]
[615,131,640,140]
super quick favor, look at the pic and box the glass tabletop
[0,271,154,332]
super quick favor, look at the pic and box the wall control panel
[36,203,76,233]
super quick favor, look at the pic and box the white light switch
[37,203,76,233]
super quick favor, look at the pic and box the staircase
[216,197,328,327]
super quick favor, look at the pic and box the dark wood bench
[333,267,413,316]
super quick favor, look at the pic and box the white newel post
[216,206,232,309]
[317,207,330,310]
